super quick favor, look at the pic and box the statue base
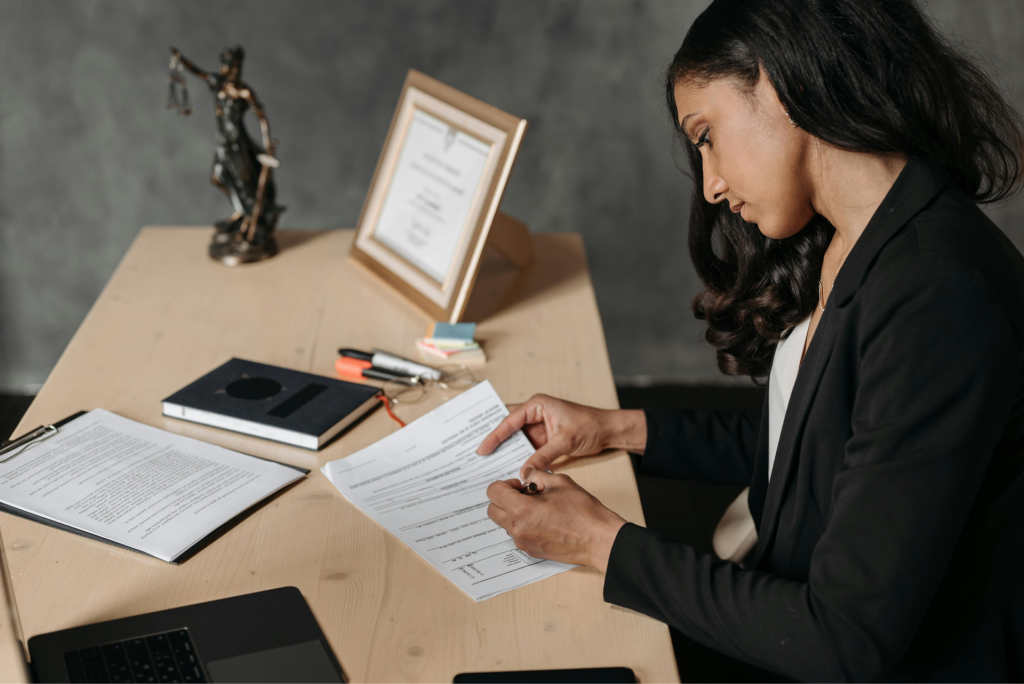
[209,229,278,267]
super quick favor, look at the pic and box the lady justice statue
[167,46,284,265]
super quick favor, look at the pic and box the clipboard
[0,410,309,564]
[0,411,87,463]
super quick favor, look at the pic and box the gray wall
[1,1,1023,393]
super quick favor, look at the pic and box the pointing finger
[477,404,532,455]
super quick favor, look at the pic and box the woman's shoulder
[912,184,1021,268]
[861,183,1024,348]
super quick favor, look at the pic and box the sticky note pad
[428,322,476,343]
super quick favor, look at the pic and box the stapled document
[0,409,305,562]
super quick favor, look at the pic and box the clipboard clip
[0,425,59,464]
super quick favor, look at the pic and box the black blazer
[603,158,1024,681]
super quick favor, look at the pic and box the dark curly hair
[667,0,1024,383]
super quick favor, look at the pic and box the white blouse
[767,316,811,480]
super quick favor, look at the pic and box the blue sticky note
[431,322,476,342]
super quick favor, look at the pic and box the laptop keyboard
[63,629,207,683]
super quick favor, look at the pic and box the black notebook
[162,358,382,450]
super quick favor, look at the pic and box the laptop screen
[0,521,31,683]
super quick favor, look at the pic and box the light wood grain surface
[2,228,677,683]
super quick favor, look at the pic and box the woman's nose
[704,171,728,204]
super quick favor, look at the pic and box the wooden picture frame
[350,69,530,323]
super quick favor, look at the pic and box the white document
[322,381,575,601]
[373,108,491,283]
[0,409,304,562]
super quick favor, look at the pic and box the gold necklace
[818,277,836,312]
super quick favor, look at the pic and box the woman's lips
[731,202,744,213]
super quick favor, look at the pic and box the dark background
[1,0,1022,394]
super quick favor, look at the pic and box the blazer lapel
[751,157,951,569]
[753,307,840,567]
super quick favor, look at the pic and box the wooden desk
[2,228,677,682]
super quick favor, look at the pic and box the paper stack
[416,322,487,366]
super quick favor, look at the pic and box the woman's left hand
[485,471,627,572]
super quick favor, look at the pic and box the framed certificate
[350,70,529,322]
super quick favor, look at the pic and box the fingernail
[522,465,534,481]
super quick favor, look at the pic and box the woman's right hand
[476,394,647,487]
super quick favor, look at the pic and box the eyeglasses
[379,366,477,427]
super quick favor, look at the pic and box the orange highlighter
[335,356,407,383]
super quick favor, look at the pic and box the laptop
[0,521,346,683]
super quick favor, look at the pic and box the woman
[480,0,1024,680]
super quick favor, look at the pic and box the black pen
[520,482,538,495]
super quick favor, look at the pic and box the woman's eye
[695,127,710,149]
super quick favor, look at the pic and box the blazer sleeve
[640,407,762,485]
[604,260,1021,681]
